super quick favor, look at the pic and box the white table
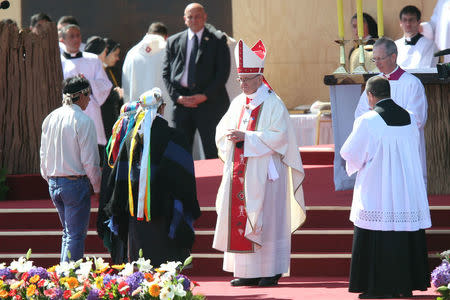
[289,113,334,147]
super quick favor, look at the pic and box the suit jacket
[162,27,230,115]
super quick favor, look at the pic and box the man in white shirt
[420,0,450,63]
[354,37,428,186]
[395,5,438,69]
[214,39,306,287]
[40,75,101,262]
[341,76,431,299]
[60,24,112,155]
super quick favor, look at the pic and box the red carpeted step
[5,174,49,200]
[299,144,334,165]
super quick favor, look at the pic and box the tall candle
[337,0,345,39]
[356,0,364,38]
[377,0,384,37]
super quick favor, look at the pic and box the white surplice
[354,69,427,185]
[122,34,174,127]
[421,0,450,63]
[395,36,438,69]
[214,84,306,278]
[61,52,112,145]
[340,110,431,231]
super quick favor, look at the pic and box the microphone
[0,1,10,9]
[434,48,450,57]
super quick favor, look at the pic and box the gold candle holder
[333,39,348,74]
[352,38,367,74]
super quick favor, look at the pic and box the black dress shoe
[258,274,282,287]
[230,277,261,286]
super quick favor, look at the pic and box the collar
[375,98,390,105]
[404,33,423,46]
[62,51,83,59]
[383,66,405,80]
[188,28,204,42]
[245,84,268,110]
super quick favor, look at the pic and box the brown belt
[50,175,87,180]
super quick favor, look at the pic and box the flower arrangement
[432,250,450,300]
[0,250,205,300]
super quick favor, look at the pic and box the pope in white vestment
[213,40,306,286]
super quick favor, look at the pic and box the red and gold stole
[228,98,263,252]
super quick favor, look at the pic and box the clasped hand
[227,129,245,142]
[177,94,207,108]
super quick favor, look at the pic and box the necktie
[188,34,199,89]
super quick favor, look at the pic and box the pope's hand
[226,129,245,142]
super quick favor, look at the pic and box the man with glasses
[354,37,428,185]
[395,5,438,69]
[162,3,230,159]
[40,75,101,262]
[214,40,306,287]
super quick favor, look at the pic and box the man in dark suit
[162,3,230,159]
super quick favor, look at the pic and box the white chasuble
[354,69,428,185]
[340,111,431,231]
[213,84,306,277]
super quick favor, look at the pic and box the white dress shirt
[40,103,101,193]
[180,28,204,88]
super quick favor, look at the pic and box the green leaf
[139,248,143,258]
[67,250,72,260]
[26,248,32,260]
[437,286,449,292]
[183,256,193,267]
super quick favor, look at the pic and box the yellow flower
[26,284,36,297]
[47,265,57,272]
[10,280,24,289]
[111,264,125,270]
[29,275,40,283]
[70,291,84,299]
[95,276,104,289]
[148,284,160,297]
[65,277,79,289]
[0,280,3,286]
[0,290,9,299]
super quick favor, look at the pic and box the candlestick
[356,0,364,38]
[352,39,367,73]
[333,39,348,74]
[377,0,384,37]
[337,0,345,39]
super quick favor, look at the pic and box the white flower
[159,285,175,300]
[55,261,76,277]
[118,263,134,276]
[75,260,93,280]
[0,263,6,269]
[9,257,33,273]
[135,257,153,273]
[173,282,187,297]
[159,261,181,275]
[94,257,109,272]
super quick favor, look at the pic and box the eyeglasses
[236,75,260,83]
[371,54,392,63]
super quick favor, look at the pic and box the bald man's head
[184,3,207,33]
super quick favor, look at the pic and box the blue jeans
[48,177,91,262]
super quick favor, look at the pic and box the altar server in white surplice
[354,37,427,185]
[395,5,438,69]
[213,40,306,287]
[420,0,450,63]
[342,76,431,299]
[60,24,112,147]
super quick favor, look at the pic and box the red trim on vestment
[386,67,405,81]
[228,98,262,252]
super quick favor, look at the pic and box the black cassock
[103,116,200,266]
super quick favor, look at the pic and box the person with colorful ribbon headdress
[214,40,306,287]
[97,101,140,263]
[104,88,201,266]
[40,75,101,262]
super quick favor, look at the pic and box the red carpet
[190,277,438,300]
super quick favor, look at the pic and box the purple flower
[29,267,49,279]
[0,268,14,280]
[87,289,99,300]
[51,288,63,300]
[431,260,450,288]
[177,274,191,291]
[126,272,144,292]
[103,274,119,285]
